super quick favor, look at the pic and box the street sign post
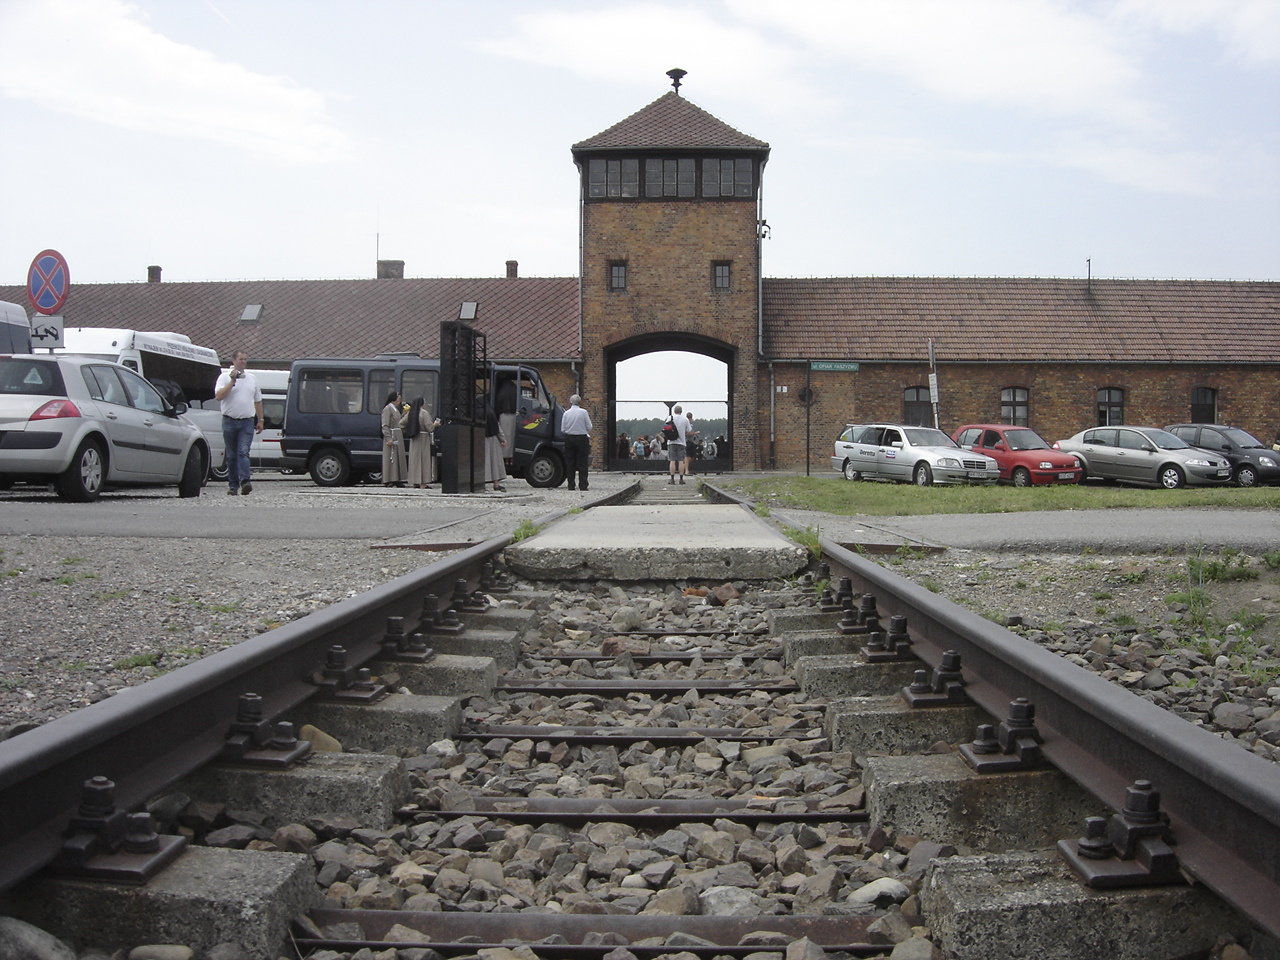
[28,249,70,316]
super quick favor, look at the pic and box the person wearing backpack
[666,404,691,484]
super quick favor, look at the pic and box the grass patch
[783,525,822,559]
[512,519,542,542]
[1187,548,1259,584]
[113,652,160,670]
[718,476,1280,517]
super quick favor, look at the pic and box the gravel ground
[0,474,637,734]
[3,475,1278,761]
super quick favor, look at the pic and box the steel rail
[0,536,509,893]
[821,539,1280,939]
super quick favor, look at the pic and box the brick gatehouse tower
[571,73,771,470]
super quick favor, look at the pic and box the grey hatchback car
[0,354,209,500]
[1053,426,1231,489]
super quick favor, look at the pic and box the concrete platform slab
[503,504,808,581]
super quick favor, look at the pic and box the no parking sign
[27,249,70,315]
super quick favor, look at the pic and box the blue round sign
[28,249,70,315]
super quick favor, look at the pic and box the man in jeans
[214,350,263,495]
[667,404,690,484]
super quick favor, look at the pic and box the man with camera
[214,349,264,496]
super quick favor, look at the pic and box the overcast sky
[0,0,1276,292]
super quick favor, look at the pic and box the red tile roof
[762,277,1280,364]
[0,277,580,366]
[573,93,769,152]
[4,275,1276,367]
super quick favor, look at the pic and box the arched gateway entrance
[604,333,734,472]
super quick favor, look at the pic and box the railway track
[1,482,1278,959]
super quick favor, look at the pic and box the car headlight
[1261,457,1277,467]
[1038,461,1054,469]
[1185,458,1212,467]
[937,457,960,469]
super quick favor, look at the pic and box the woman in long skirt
[381,391,407,486]
[401,396,439,487]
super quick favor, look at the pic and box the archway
[605,333,735,472]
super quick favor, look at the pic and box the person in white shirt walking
[667,404,691,484]
[214,350,263,495]
[560,394,593,491]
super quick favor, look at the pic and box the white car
[831,423,1000,486]
[0,354,209,500]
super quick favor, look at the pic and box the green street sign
[809,361,860,372]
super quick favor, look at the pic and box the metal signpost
[27,249,70,349]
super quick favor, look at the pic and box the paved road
[2,474,1276,553]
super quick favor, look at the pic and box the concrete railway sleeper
[0,498,1277,959]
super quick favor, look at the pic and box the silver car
[1053,426,1232,489]
[0,354,209,501]
[831,423,1000,486]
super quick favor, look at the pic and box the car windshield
[1144,429,1189,450]
[1222,427,1265,448]
[1003,429,1049,451]
[904,427,957,448]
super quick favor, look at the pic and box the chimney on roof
[377,259,405,280]
[147,265,162,283]
[506,260,519,279]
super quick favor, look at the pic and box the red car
[952,424,1083,486]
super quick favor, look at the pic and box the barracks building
[6,83,1279,473]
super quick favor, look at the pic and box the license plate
[966,471,987,479]
[1216,469,1230,477]
[1058,472,1075,480]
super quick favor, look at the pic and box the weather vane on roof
[667,68,687,94]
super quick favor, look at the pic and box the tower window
[702,158,754,197]
[645,158,696,197]
[608,261,627,291]
[588,159,639,198]
[712,261,731,290]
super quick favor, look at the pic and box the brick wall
[759,361,1280,471]
[580,198,762,468]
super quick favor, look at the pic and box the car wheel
[209,460,229,481]
[178,447,206,498]
[842,459,861,481]
[361,469,384,485]
[1011,467,1033,487]
[914,463,934,486]
[1235,464,1259,488]
[56,438,106,502]
[1159,464,1186,489]
[309,448,351,487]
[527,451,565,488]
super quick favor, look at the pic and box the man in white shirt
[214,350,264,495]
[667,404,690,484]
[560,394,593,491]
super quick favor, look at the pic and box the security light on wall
[458,301,478,321]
